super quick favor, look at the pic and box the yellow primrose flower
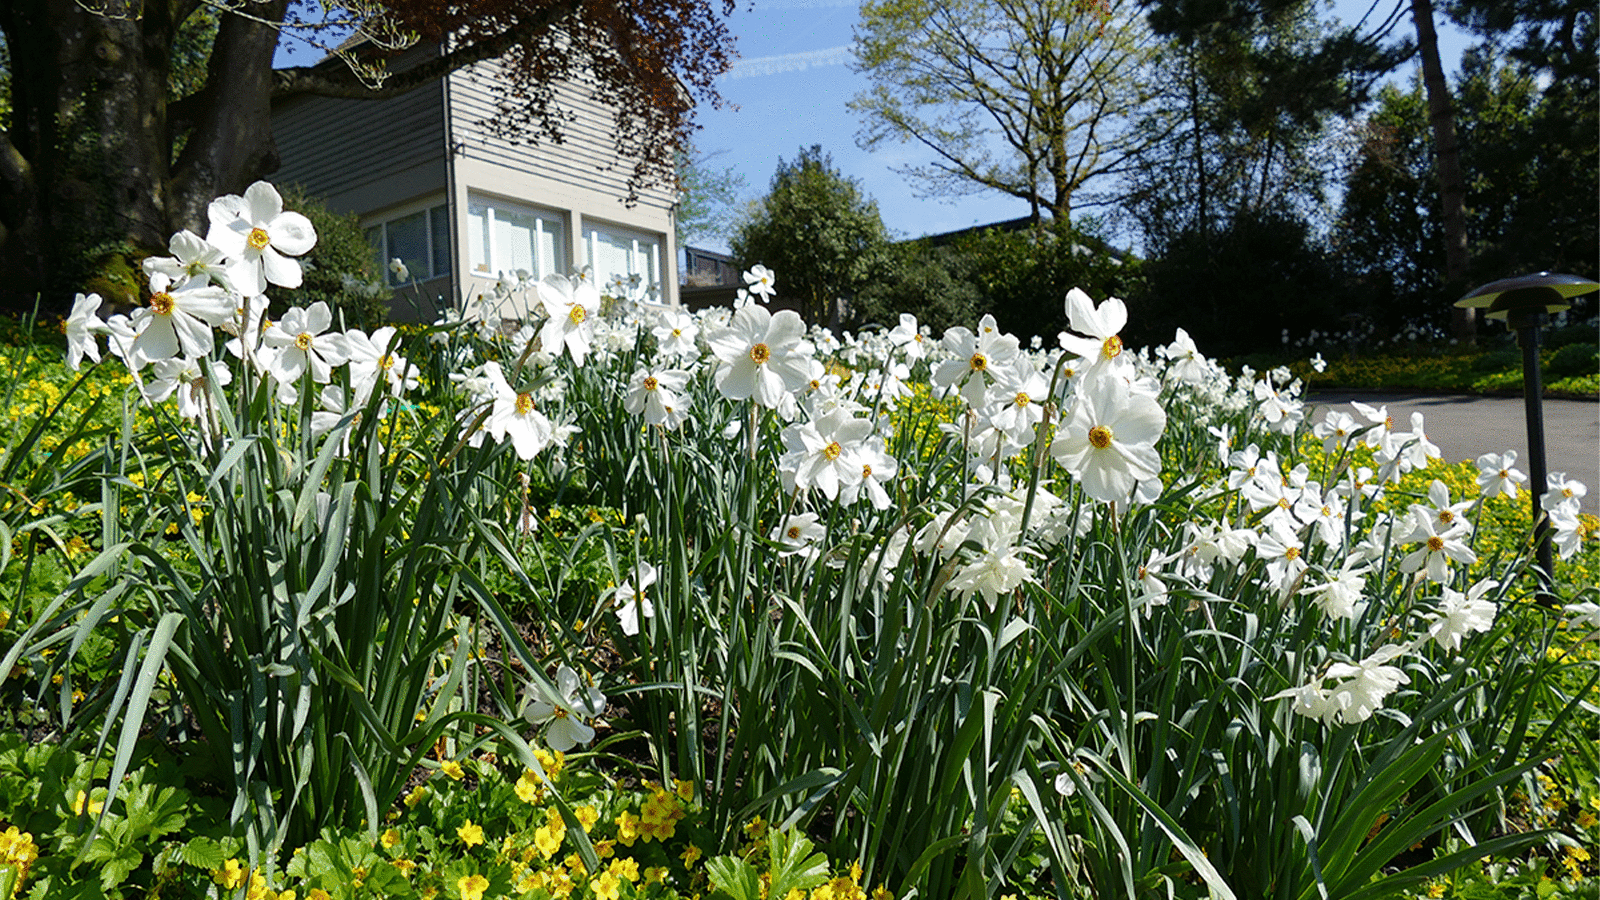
[380,828,400,849]
[404,785,429,807]
[675,779,695,802]
[589,871,622,900]
[681,844,702,866]
[458,873,490,900]
[457,820,485,846]
[608,857,639,882]
[575,805,600,833]
[644,866,669,885]
[514,770,542,803]
[441,760,466,781]
[71,790,103,816]
[534,823,563,859]
[615,810,640,845]
[213,859,246,890]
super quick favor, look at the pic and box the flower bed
[0,184,1597,899]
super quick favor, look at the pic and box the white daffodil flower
[143,229,231,289]
[345,326,417,404]
[536,274,601,365]
[651,310,700,359]
[779,407,874,501]
[623,367,692,430]
[206,181,316,295]
[128,272,234,364]
[708,304,812,408]
[933,316,1020,409]
[64,292,106,370]
[611,563,657,637]
[143,356,232,420]
[259,302,351,404]
[1050,371,1166,505]
[521,665,606,752]
[771,511,827,561]
[1426,581,1498,652]
[484,361,556,461]
[1474,450,1527,500]
[743,264,777,301]
[1057,289,1130,379]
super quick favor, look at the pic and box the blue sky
[689,0,1475,253]
[271,2,1474,254]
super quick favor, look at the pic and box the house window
[468,198,565,281]
[366,204,451,286]
[584,222,661,301]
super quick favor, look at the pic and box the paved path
[1307,391,1599,515]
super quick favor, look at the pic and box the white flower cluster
[65,182,418,426]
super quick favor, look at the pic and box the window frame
[582,220,663,302]
[467,195,568,282]
[365,199,452,287]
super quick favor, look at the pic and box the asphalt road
[1307,391,1599,515]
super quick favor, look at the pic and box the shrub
[275,185,389,329]
[1547,342,1598,379]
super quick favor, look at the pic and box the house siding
[270,48,449,216]
[446,58,675,215]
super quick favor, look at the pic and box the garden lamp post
[1454,272,1599,595]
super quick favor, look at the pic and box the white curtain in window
[469,200,563,279]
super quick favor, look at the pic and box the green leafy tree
[952,219,1141,344]
[850,0,1158,222]
[1336,48,1599,332]
[730,146,894,326]
[675,146,746,249]
[852,239,984,334]
[1124,0,1397,243]
[0,0,735,312]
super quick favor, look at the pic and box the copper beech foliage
[276,0,738,201]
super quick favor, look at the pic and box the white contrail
[725,45,854,79]
[753,0,859,8]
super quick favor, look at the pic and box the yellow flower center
[516,392,535,415]
[294,332,314,351]
[1101,335,1123,360]
[1285,546,1300,560]
[569,305,587,325]
[1384,415,1395,431]
[1014,392,1030,407]
[553,707,568,719]
[862,464,872,478]
[379,354,396,370]
[750,342,771,364]
[1427,536,1445,552]
[1088,425,1113,449]
[642,376,659,391]
[671,328,682,337]
[1278,497,1290,509]
[786,526,802,540]
[149,292,175,315]
[822,441,842,461]
[247,227,271,250]
[969,353,988,372]
[1439,510,1455,523]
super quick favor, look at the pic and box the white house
[270,43,678,321]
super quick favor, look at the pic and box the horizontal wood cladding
[271,78,448,214]
[447,59,674,214]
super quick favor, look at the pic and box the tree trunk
[1,0,297,313]
[1,0,180,309]
[1411,0,1475,340]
